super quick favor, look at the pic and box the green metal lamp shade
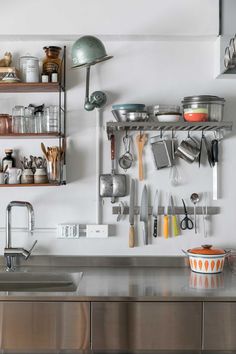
[72,35,113,68]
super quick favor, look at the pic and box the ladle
[190,193,200,234]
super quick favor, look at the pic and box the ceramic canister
[21,169,34,184]
[34,168,48,184]
[183,245,230,274]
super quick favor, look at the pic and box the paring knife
[140,184,148,245]
[170,195,180,237]
[129,179,135,248]
[212,139,218,201]
[152,189,159,238]
[163,193,169,239]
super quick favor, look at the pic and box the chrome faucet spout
[5,201,37,271]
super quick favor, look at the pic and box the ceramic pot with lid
[183,244,230,274]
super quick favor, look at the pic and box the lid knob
[202,244,212,249]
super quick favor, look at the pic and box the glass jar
[0,114,11,134]
[44,106,59,133]
[12,106,25,134]
[42,46,62,80]
[24,106,34,133]
[35,111,43,133]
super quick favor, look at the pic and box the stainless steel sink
[0,271,83,292]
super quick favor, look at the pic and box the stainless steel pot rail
[112,206,220,216]
[106,121,233,137]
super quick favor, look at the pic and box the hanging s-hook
[214,129,224,141]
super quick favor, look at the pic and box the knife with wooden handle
[129,179,135,248]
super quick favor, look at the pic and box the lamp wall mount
[84,66,107,111]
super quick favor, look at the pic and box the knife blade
[212,139,218,200]
[129,179,135,248]
[140,184,148,245]
[170,195,180,237]
[152,189,159,238]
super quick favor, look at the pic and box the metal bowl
[125,111,149,122]
[112,109,148,122]
[112,109,131,122]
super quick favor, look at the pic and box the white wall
[0,38,235,256]
[0,0,218,37]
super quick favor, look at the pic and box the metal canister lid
[20,54,38,61]
[182,95,225,104]
[5,149,13,154]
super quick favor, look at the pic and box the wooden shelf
[0,82,64,93]
[0,182,63,187]
[0,133,64,139]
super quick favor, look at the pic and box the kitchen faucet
[4,201,37,271]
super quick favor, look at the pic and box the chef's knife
[212,139,218,200]
[129,179,135,248]
[170,195,180,237]
[140,184,148,245]
[152,189,159,238]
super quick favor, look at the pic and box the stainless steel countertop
[0,264,235,301]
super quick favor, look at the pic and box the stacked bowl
[112,104,148,122]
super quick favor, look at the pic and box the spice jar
[42,46,62,80]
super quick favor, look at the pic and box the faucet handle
[26,240,38,259]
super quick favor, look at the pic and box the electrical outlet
[86,225,109,238]
[57,224,80,239]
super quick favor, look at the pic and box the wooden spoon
[136,133,147,181]
[41,142,49,161]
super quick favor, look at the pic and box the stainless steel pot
[99,134,127,203]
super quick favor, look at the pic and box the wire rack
[106,121,233,137]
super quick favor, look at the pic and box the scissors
[180,199,194,230]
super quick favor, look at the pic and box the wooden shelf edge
[0,82,64,93]
[0,183,62,187]
[0,133,65,139]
